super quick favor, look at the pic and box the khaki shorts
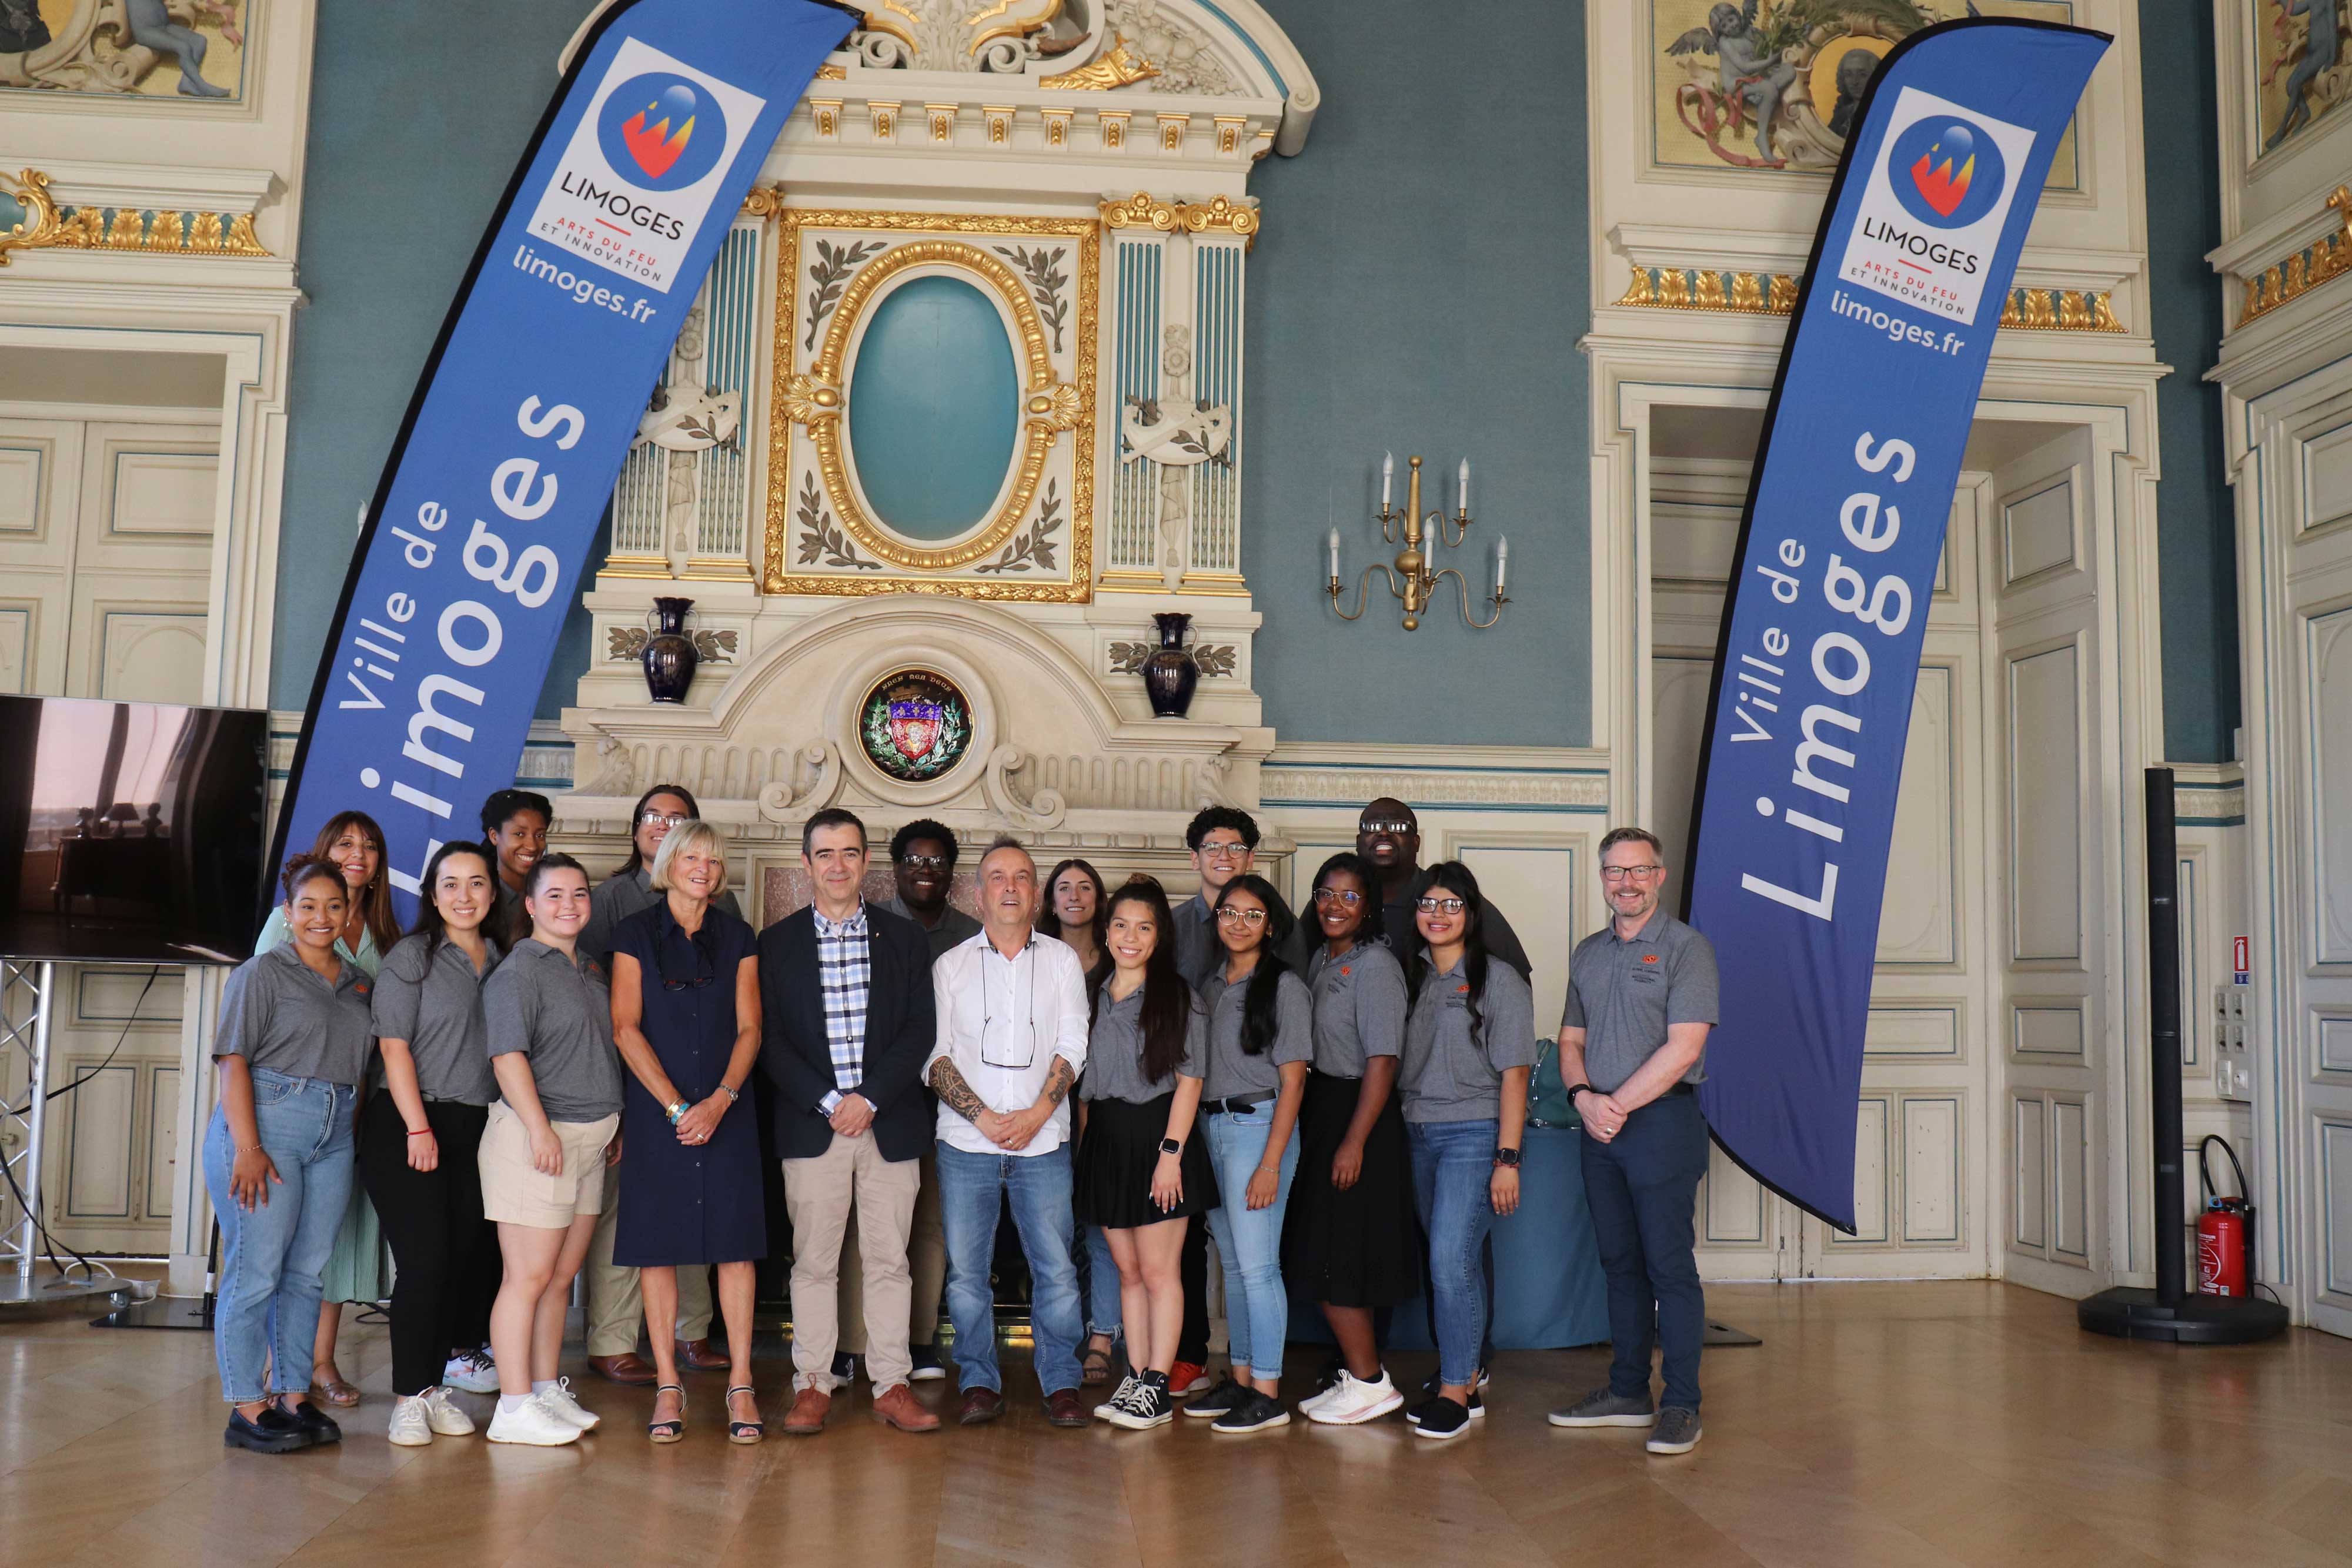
[479,1101,620,1228]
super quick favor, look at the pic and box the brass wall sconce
[1327,453,1507,630]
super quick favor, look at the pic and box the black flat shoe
[282,1400,342,1445]
[225,1406,312,1454]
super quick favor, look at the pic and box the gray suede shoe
[1547,1387,1657,1427]
[1646,1406,1702,1454]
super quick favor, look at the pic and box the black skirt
[1283,1068,1421,1308]
[1074,1092,1218,1229]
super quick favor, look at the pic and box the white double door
[1649,423,2121,1288]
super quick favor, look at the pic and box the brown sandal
[310,1373,361,1408]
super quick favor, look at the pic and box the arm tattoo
[928,1058,990,1125]
[1041,1057,1078,1107]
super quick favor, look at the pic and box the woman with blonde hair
[610,820,766,1442]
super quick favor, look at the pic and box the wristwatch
[1563,1082,1595,1103]
[1160,1136,1183,1155]
[719,1083,741,1104]
[1493,1146,1521,1168]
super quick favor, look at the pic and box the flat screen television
[0,695,269,965]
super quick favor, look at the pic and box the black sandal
[1080,1340,1118,1386]
[648,1384,686,1444]
[726,1385,763,1445]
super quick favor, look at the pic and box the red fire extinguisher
[2197,1135,2256,1299]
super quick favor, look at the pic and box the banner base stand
[1704,1319,1762,1348]
[2076,1286,2287,1345]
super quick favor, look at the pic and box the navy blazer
[756,902,937,1163]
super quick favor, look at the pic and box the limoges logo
[523,38,765,293]
[1836,86,2034,325]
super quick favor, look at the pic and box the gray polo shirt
[582,867,744,965]
[1561,908,1719,1093]
[212,943,376,1086]
[880,894,983,964]
[1171,889,1313,991]
[1382,870,1535,982]
[1400,957,1538,1124]
[1197,964,1313,1102]
[1307,941,1408,1079]
[372,932,502,1105]
[483,938,623,1122]
[1081,984,1206,1105]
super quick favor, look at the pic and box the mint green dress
[254,910,386,1305]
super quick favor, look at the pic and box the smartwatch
[1160,1136,1183,1156]
[1493,1146,1521,1168]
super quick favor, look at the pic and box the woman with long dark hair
[1398,861,1535,1441]
[1037,857,1109,982]
[479,854,624,1446]
[1186,872,1312,1435]
[362,842,505,1446]
[1288,852,1418,1425]
[1073,878,1215,1430]
[253,810,399,1410]
[205,856,374,1453]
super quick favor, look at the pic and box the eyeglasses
[639,810,689,829]
[900,854,948,871]
[1198,842,1249,862]
[1215,905,1268,925]
[1415,897,1466,915]
[1359,818,1414,835]
[1600,864,1663,882]
[1312,888,1364,906]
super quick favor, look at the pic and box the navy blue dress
[611,901,767,1267]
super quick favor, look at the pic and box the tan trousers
[838,1145,946,1355]
[584,1164,712,1358]
[784,1133,920,1393]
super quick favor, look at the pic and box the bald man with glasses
[1546,826,1717,1457]
[1356,799,1533,981]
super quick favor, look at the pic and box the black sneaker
[1412,1395,1472,1440]
[1183,1374,1249,1419]
[1404,1388,1483,1426]
[1105,1376,1172,1430]
[1420,1367,1489,1398]
[223,1405,312,1453]
[831,1352,860,1384]
[908,1345,947,1382]
[1210,1389,1290,1434]
[283,1400,342,1445]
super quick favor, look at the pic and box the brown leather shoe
[1043,1388,1087,1428]
[871,1383,941,1433]
[587,1353,657,1386]
[958,1387,1005,1425]
[783,1386,831,1436]
[674,1338,730,1373]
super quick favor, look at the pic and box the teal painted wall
[1244,0,1593,747]
[2137,0,2240,763]
[275,1,596,721]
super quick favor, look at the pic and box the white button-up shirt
[927,929,1090,1155]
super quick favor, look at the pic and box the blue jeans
[935,1141,1084,1398]
[1201,1105,1298,1381]
[202,1068,358,1402]
[1081,1222,1121,1338]
[1581,1091,1710,1410]
[1408,1117,1498,1390]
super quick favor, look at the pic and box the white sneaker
[538,1378,599,1430]
[442,1350,500,1395]
[387,1394,433,1447]
[1307,1370,1404,1426]
[486,1393,583,1446]
[423,1386,476,1436]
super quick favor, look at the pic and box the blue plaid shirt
[813,902,871,1114]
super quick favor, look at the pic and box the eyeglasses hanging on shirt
[980,940,1039,1069]
[653,922,719,992]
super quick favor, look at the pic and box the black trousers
[358,1094,501,1396]
[1178,1215,1209,1366]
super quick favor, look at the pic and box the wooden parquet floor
[2,1279,2349,1567]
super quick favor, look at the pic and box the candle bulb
[1496,534,1509,593]
[1458,457,1471,516]
[1327,526,1340,580]
[1381,450,1394,509]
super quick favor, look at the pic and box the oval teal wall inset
[846,274,1021,540]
